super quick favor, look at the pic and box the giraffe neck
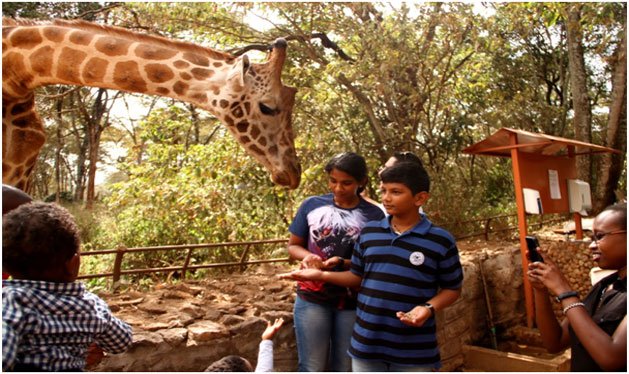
[3,18,301,190]
[3,19,234,111]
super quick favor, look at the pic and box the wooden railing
[77,239,289,284]
[77,213,569,287]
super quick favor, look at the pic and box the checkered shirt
[2,279,132,371]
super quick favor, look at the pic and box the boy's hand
[261,318,285,340]
[277,268,324,281]
[322,256,343,270]
[396,306,431,327]
[85,343,104,368]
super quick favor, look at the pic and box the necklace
[392,220,418,235]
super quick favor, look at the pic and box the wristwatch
[333,256,345,271]
[555,291,578,303]
[420,303,435,317]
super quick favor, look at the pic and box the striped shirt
[2,279,132,371]
[348,215,463,368]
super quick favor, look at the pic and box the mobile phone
[525,236,543,263]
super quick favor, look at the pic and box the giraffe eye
[259,103,277,116]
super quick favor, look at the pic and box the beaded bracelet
[562,302,585,315]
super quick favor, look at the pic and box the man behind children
[2,202,133,371]
[280,161,463,371]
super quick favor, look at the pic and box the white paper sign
[548,170,561,199]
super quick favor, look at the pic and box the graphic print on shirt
[307,205,366,259]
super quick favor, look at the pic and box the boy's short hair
[392,151,424,168]
[2,202,80,278]
[204,355,253,372]
[380,161,430,195]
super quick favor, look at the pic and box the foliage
[8,3,624,281]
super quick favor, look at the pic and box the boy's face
[380,182,428,216]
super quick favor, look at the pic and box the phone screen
[526,236,543,262]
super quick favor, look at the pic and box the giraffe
[2,18,301,192]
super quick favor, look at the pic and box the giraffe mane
[2,17,235,62]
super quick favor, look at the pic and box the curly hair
[2,202,80,279]
[204,355,253,372]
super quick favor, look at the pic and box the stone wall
[92,238,591,372]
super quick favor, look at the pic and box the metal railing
[77,212,569,287]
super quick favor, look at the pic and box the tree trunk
[593,9,627,212]
[565,4,593,183]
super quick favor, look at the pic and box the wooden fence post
[484,218,492,241]
[239,244,252,272]
[112,245,126,292]
[181,247,194,280]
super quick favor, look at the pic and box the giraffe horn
[267,38,288,83]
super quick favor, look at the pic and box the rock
[187,320,229,343]
[131,331,164,347]
[138,301,167,314]
[144,322,171,331]
[158,327,188,346]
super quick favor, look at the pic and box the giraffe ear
[228,55,250,88]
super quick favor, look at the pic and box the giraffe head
[209,39,301,189]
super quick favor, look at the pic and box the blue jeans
[293,296,356,372]
[351,358,433,372]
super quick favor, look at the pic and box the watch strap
[555,291,578,303]
[420,302,435,317]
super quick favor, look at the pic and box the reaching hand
[302,254,324,269]
[526,248,573,295]
[396,306,431,327]
[261,318,285,340]
[277,268,324,281]
[322,256,343,270]
[85,343,104,368]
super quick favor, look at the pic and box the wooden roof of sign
[462,127,622,157]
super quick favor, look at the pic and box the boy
[2,202,133,371]
[280,161,463,371]
[205,318,285,372]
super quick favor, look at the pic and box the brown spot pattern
[183,52,209,67]
[145,63,174,83]
[191,67,213,80]
[95,37,131,56]
[236,121,249,133]
[249,145,264,156]
[173,81,189,95]
[250,126,260,139]
[219,100,229,109]
[180,72,192,80]
[156,87,170,95]
[29,46,53,77]
[174,60,190,69]
[269,145,278,156]
[135,44,177,60]
[213,62,223,68]
[113,60,147,92]
[191,93,207,103]
[232,105,244,119]
[9,28,43,49]
[69,30,93,46]
[42,26,68,42]
[58,47,87,82]
[10,100,34,116]
[83,57,108,84]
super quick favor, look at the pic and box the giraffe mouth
[272,166,301,189]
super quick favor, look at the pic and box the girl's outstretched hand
[277,268,323,281]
